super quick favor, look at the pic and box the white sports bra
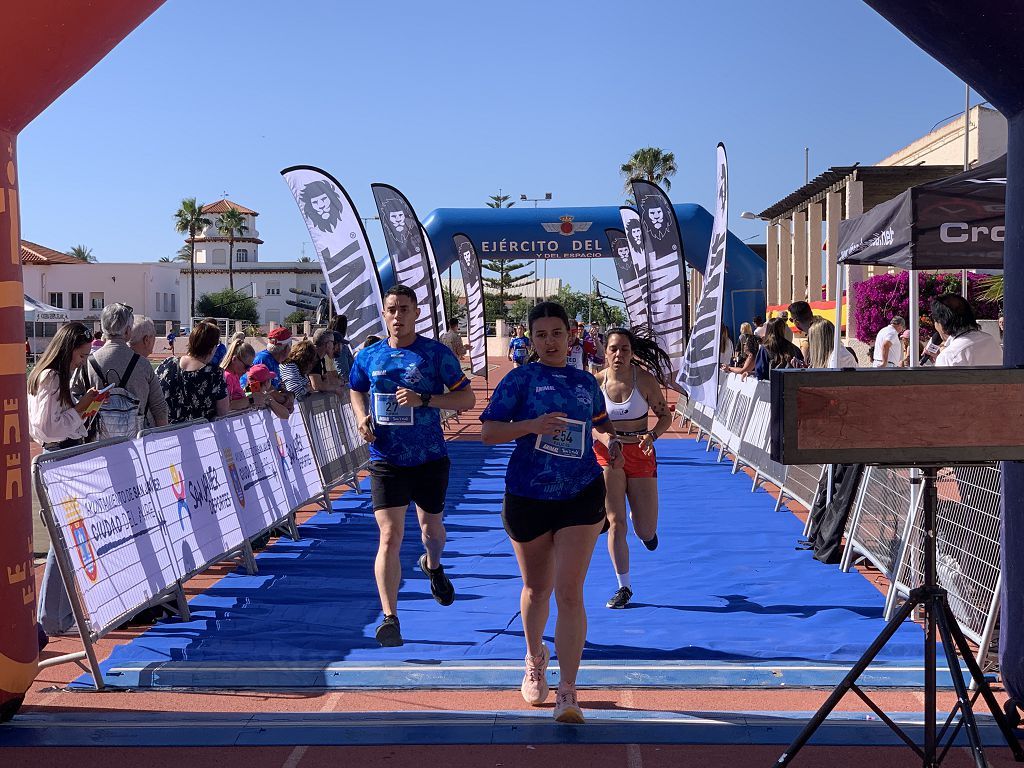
[602,367,650,422]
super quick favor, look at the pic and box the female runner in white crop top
[592,327,673,609]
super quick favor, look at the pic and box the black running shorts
[370,456,451,515]
[501,475,606,543]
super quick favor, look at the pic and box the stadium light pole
[521,192,553,305]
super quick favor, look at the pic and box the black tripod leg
[934,603,988,768]
[775,597,919,767]
[939,597,1024,762]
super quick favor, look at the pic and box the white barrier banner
[726,376,760,454]
[38,439,176,633]
[272,408,323,511]
[212,411,289,537]
[143,422,245,578]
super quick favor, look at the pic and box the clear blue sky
[19,0,975,293]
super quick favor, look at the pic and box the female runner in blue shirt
[481,301,623,724]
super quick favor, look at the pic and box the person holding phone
[348,285,476,648]
[480,301,622,724]
[28,322,101,642]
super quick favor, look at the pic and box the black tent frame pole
[776,466,1024,767]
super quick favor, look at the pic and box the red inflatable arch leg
[0,130,35,723]
[0,0,165,722]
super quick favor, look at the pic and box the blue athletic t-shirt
[508,336,531,363]
[480,362,609,500]
[349,336,471,466]
[240,349,281,389]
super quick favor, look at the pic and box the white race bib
[534,418,586,459]
[373,392,414,426]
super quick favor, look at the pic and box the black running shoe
[375,614,403,647]
[642,533,659,551]
[419,554,456,606]
[606,586,633,609]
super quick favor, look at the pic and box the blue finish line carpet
[74,439,930,690]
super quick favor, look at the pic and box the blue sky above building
[18,0,978,291]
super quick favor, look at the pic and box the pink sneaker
[520,643,549,705]
[553,682,584,724]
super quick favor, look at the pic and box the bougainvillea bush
[853,271,999,343]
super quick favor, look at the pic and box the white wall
[23,263,181,324]
[877,105,1007,167]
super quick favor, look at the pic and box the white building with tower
[180,198,324,326]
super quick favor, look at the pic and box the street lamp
[520,192,554,305]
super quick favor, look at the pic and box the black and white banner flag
[619,206,651,313]
[680,143,728,408]
[371,183,440,338]
[280,165,386,348]
[421,225,448,335]
[606,224,649,330]
[453,233,487,379]
[630,179,689,390]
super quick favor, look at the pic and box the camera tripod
[776,465,1024,767]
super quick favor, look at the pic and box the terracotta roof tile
[20,240,85,264]
[201,199,258,215]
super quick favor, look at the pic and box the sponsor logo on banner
[680,144,729,408]
[638,195,674,241]
[169,463,190,528]
[223,447,245,508]
[280,165,387,348]
[276,432,288,469]
[606,226,649,330]
[372,183,440,338]
[632,180,689,389]
[63,497,99,582]
[939,222,1005,243]
[542,215,593,235]
[453,234,488,379]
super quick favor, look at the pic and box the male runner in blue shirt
[349,285,476,647]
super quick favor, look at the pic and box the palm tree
[174,198,211,320]
[175,244,192,261]
[216,206,248,291]
[298,255,313,263]
[620,147,678,195]
[66,244,96,263]
[158,256,172,263]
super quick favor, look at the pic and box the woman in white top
[27,322,101,640]
[593,328,673,609]
[28,322,99,449]
[719,323,735,368]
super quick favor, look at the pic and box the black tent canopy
[838,154,1005,269]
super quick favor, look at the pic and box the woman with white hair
[74,302,168,433]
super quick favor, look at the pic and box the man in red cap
[243,327,292,389]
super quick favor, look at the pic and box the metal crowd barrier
[778,463,825,513]
[32,390,370,689]
[677,372,1003,674]
[888,464,1003,671]
[841,466,914,578]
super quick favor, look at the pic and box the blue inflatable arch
[419,204,766,337]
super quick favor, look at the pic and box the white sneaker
[553,682,584,724]
[520,643,549,705]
